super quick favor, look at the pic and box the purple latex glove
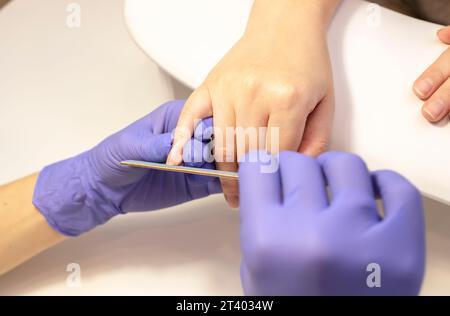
[239,151,425,296]
[33,100,220,236]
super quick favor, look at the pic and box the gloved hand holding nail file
[33,100,221,236]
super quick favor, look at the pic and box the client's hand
[414,26,450,122]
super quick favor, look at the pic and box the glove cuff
[32,152,120,236]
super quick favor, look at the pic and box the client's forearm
[0,174,65,276]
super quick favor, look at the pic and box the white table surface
[1,0,450,295]
[125,0,450,205]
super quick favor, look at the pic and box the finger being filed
[422,78,450,122]
[413,48,450,100]
[438,26,450,44]
[298,96,333,157]
[167,87,212,165]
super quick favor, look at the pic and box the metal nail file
[120,160,239,180]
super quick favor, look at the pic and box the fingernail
[225,194,240,208]
[423,100,445,122]
[414,78,433,99]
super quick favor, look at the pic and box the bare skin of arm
[0,174,65,276]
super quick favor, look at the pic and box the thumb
[138,132,173,162]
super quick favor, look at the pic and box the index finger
[166,86,212,165]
